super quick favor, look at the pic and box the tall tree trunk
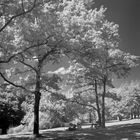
[33,51,51,135]
[94,79,102,126]
[33,64,41,136]
[101,78,106,128]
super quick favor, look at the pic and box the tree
[0,0,39,134]
[63,61,101,124]
[0,0,38,64]
[0,0,69,136]
[0,84,25,134]
[59,0,139,128]
[40,87,86,128]
[107,81,140,120]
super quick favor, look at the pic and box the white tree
[59,0,139,127]
[0,1,69,135]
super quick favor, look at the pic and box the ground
[0,119,140,140]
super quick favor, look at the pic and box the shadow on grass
[1,123,140,140]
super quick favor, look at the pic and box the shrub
[8,125,25,134]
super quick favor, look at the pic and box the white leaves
[108,81,140,117]
[5,68,15,78]
[59,0,106,44]
[108,49,125,61]
[123,54,139,67]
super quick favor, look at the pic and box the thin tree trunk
[94,79,102,126]
[89,111,92,123]
[101,78,106,128]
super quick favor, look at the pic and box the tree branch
[15,69,33,75]
[19,60,37,74]
[70,99,97,111]
[39,48,56,64]
[21,0,25,12]
[42,87,59,94]
[0,37,50,64]
[0,72,33,93]
[106,62,124,69]
[0,0,37,32]
[39,39,63,66]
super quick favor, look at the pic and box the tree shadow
[0,123,140,140]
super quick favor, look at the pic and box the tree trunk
[94,79,102,126]
[134,113,136,119]
[33,91,41,135]
[33,64,41,136]
[89,111,92,123]
[101,78,106,128]
[33,51,51,135]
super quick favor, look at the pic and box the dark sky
[94,0,140,86]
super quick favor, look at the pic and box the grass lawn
[0,119,140,140]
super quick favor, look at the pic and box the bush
[0,91,25,134]
[7,111,58,134]
[8,125,25,134]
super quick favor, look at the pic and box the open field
[0,119,140,140]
